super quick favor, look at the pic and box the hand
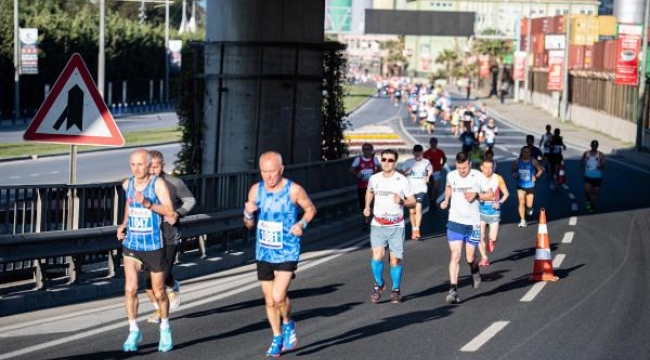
[134,191,145,204]
[244,201,258,215]
[440,200,449,210]
[393,193,403,205]
[290,222,304,237]
[493,201,500,210]
[363,207,371,217]
[165,211,179,225]
[464,191,477,202]
[117,225,126,241]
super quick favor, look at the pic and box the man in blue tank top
[511,146,544,227]
[116,148,175,353]
[243,151,317,357]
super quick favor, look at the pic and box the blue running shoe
[123,330,142,352]
[282,320,298,352]
[158,328,173,352]
[266,335,283,357]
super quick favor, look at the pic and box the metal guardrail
[0,158,357,289]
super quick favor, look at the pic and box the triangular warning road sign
[23,53,125,147]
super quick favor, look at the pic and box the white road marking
[29,173,39,177]
[562,232,575,244]
[569,216,578,226]
[568,193,575,200]
[497,145,509,153]
[520,282,547,302]
[562,184,569,190]
[553,254,566,268]
[511,152,519,157]
[571,203,578,211]
[9,175,20,179]
[460,321,510,352]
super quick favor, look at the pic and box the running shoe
[266,335,283,357]
[472,272,482,289]
[487,239,495,253]
[518,219,527,227]
[158,328,173,352]
[370,282,386,303]
[123,330,142,352]
[526,208,534,217]
[281,320,298,352]
[479,258,490,267]
[445,290,460,304]
[412,229,421,240]
[390,289,402,304]
[147,309,161,324]
[167,281,181,310]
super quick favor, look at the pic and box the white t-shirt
[446,169,490,225]
[402,158,432,194]
[368,172,414,227]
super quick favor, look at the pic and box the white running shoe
[167,281,181,310]
[518,219,527,227]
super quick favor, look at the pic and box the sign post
[23,53,123,232]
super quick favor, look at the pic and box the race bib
[586,161,598,171]
[258,220,283,249]
[360,169,374,181]
[128,207,153,235]
[519,169,531,181]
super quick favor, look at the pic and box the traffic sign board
[23,53,124,146]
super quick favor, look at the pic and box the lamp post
[523,0,532,104]
[165,0,169,103]
[13,0,20,124]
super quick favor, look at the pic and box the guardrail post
[199,234,207,259]
[107,249,118,278]
[66,255,78,284]
[33,259,47,290]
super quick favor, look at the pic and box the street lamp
[523,0,532,104]
[636,0,650,150]
[13,0,20,123]
[560,0,572,122]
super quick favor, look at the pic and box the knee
[450,251,461,263]
[124,284,138,297]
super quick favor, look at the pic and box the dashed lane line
[460,321,510,352]
[569,216,578,225]
[568,193,575,200]
[571,203,578,212]
[562,232,575,244]
[520,254,565,302]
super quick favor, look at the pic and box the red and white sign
[547,50,564,91]
[513,51,527,81]
[23,53,124,146]
[615,24,642,86]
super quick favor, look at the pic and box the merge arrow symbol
[53,84,84,132]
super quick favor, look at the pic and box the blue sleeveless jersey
[255,180,300,263]
[584,153,602,178]
[479,176,501,216]
[517,159,535,188]
[124,175,163,251]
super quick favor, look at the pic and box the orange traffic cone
[531,208,559,282]
[557,161,566,185]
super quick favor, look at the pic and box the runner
[401,145,433,240]
[459,123,476,154]
[243,151,316,357]
[350,143,380,232]
[526,135,544,163]
[117,148,175,353]
[511,146,544,227]
[548,128,567,188]
[423,137,447,203]
[539,124,553,179]
[478,159,509,266]
[440,152,494,304]
[364,149,416,304]
[581,140,605,213]
[481,117,498,153]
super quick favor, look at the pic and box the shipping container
[569,44,585,69]
[592,41,605,70]
[521,17,529,36]
[598,15,617,36]
[533,51,548,67]
[553,15,566,34]
[603,40,617,71]
[531,16,550,35]
[583,45,594,69]
[545,16,556,34]
[534,33,546,53]
[599,35,617,42]
[520,35,528,51]
[571,33,589,45]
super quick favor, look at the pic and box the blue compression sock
[370,259,384,286]
[390,264,403,290]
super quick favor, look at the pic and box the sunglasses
[381,158,396,163]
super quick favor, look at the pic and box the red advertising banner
[479,55,490,79]
[547,50,564,91]
[615,24,642,86]
[513,51,526,81]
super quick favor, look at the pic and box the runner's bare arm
[152,178,175,218]
[290,183,317,236]
[243,183,259,229]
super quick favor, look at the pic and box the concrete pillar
[204,0,326,173]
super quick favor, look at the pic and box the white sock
[153,303,160,310]
[129,320,139,332]
[160,318,170,330]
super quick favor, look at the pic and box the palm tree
[435,49,459,84]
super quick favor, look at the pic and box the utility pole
[560,0,572,122]
[165,0,170,103]
[523,0,532,104]
[13,0,20,124]
[636,0,650,150]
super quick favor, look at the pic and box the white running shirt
[402,158,432,194]
[368,172,414,227]
[446,169,490,225]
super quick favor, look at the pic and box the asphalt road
[0,112,180,186]
[1,97,650,359]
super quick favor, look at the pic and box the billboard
[547,50,564,91]
[614,24,642,86]
[365,9,475,36]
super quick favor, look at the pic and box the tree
[379,36,407,76]
[434,49,458,84]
